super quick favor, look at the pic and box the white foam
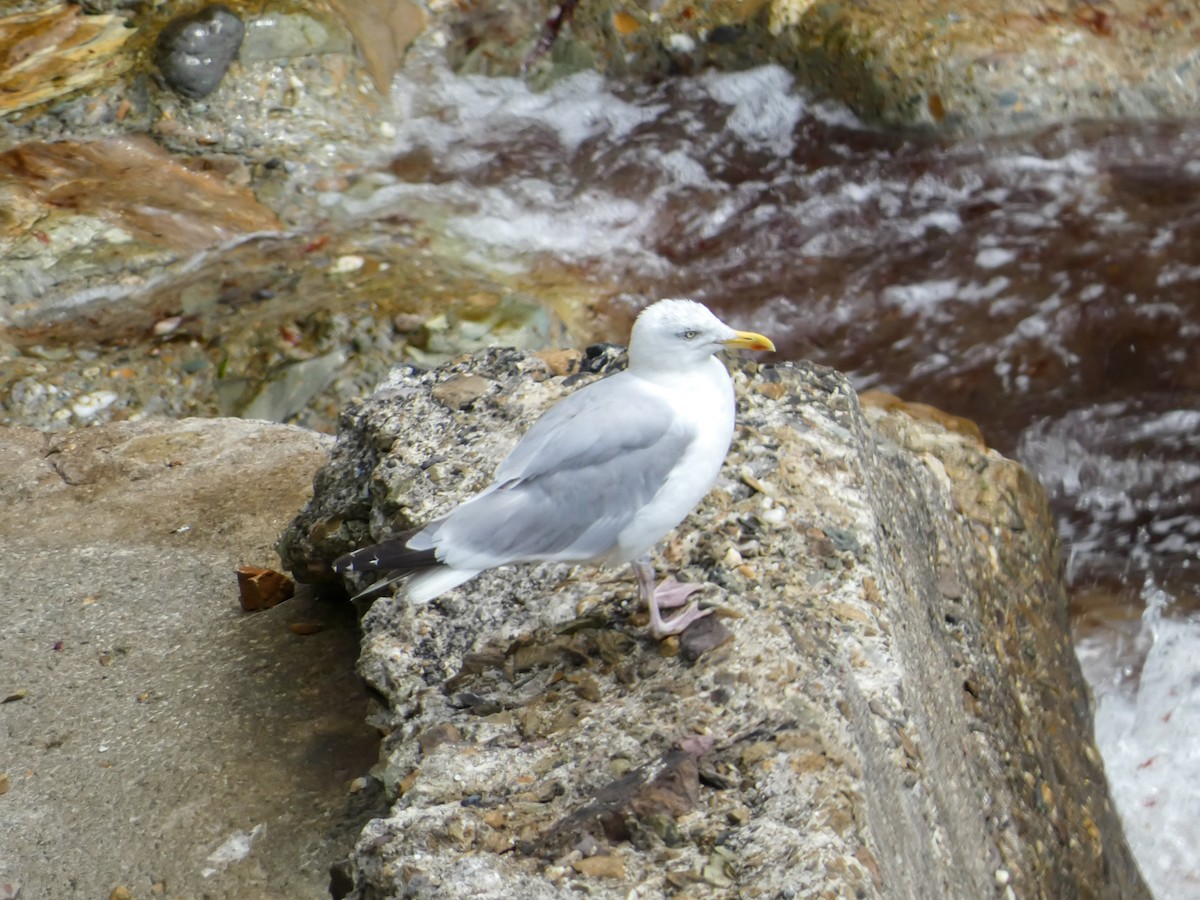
[881,279,960,316]
[839,181,876,203]
[455,188,646,258]
[975,247,1017,269]
[1082,588,1200,899]
[352,64,852,274]
[911,209,963,235]
[699,65,806,154]
[998,149,1098,176]
[960,276,1010,301]
[1127,409,1200,443]
[393,68,664,156]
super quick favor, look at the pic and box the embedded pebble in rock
[677,613,732,662]
[155,4,245,100]
[71,390,118,421]
[238,11,352,62]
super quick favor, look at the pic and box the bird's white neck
[628,354,731,391]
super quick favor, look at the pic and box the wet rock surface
[0,0,1194,439]
[0,216,566,433]
[281,352,1148,898]
[0,418,385,898]
[435,0,1200,134]
[0,1,575,435]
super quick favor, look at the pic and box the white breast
[609,356,736,564]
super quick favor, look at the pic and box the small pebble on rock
[570,855,625,879]
[156,4,245,100]
[331,254,365,274]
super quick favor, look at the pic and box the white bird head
[627,298,774,373]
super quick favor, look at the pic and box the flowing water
[326,61,1200,896]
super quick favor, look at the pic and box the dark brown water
[341,64,1200,624]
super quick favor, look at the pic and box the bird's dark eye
[682,330,699,340]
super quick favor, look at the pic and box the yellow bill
[724,330,775,352]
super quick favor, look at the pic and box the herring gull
[333,298,774,637]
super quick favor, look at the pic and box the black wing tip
[332,533,440,576]
[331,548,363,574]
[332,544,385,573]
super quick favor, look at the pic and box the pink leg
[632,559,712,639]
[652,576,706,609]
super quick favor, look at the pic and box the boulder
[281,350,1148,898]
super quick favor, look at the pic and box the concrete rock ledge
[281,349,1148,898]
[0,418,381,898]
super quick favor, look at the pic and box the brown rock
[417,723,463,756]
[533,348,584,378]
[328,0,427,95]
[0,137,282,255]
[860,389,986,448]
[431,374,492,410]
[0,4,134,115]
[571,855,625,879]
[236,566,295,611]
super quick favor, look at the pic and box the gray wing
[423,373,695,568]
